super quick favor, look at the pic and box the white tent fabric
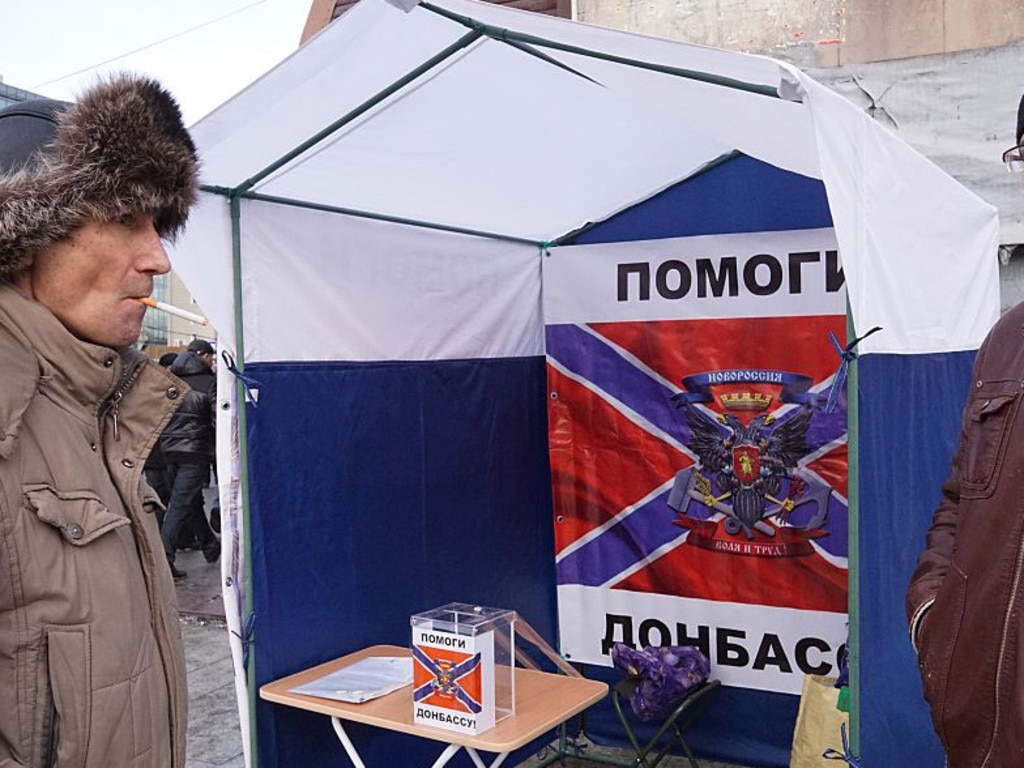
[172,0,1000,361]
[803,78,1002,353]
[241,202,544,361]
[808,41,1024,247]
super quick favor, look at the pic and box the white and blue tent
[172,0,1000,765]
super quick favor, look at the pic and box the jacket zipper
[102,355,185,765]
[981,518,1024,766]
[98,358,145,443]
[42,685,57,768]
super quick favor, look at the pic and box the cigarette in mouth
[138,297,208,326]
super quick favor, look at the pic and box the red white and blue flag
[544,229,849,694]
[412,646,484,713]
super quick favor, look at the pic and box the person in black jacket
[143,351,180,517]
[160,338,220,578]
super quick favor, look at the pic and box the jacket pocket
[28,633,57,768]
[917,565,967,747]
[45,625,91,768]
[959,384,1022,499]
[30,626,91,768]
[139,482,166,534]
[23,486,129,545]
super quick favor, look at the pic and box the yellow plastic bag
[789,674,850,768]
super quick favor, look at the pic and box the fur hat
[0,73,199,280]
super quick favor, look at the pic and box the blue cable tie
[822,722,862,767]
[221,351,261,406]
[232,612,257,671]
[824,326,882,415]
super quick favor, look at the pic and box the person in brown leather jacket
[0,75,199,768]
[907,92,1024,768]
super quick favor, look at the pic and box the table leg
[330,719,469,768]
[465,747,510,768]
[427,743,464,768]
[332,718,369,768]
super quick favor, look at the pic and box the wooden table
[260,644,608,768]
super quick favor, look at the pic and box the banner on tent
[544,229,849,695]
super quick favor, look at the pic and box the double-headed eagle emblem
[675,399,817,538]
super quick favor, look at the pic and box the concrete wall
[575,0,1024,68]
[574,0,1024,307]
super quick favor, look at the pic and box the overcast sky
[1,0,311,125]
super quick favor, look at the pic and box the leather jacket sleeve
[905,460,961,650]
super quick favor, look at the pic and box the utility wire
[31,0,270,89]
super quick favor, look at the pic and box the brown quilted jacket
[0,285,188,768]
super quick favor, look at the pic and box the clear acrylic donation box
[411,602,516,735]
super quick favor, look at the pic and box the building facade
[0,80,46,109]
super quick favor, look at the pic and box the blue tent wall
[247,358,558,768]
[565,153,833,768]
[572,154,832,242]
[857,352,973,767]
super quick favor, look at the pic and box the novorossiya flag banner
[544,228,849,695]
[412,628,495,734]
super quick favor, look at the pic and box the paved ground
[182,615,244,768]
[176,547,244,768]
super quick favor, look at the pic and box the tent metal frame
[419,1,784,100]
[201,0,785,239]
[846,310,860,754]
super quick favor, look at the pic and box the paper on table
[289,656,413,704]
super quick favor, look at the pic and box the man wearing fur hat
[0,75,199,767]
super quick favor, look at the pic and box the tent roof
[178,0,1000,358]
[192,0,808,243]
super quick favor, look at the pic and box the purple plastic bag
[611,643,711,721]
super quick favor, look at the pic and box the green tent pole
[419,1,782,99]
[233,4,779,200]
[229,190,544,247]
[235,29,484,195]
[846,308,860,757]
[227,193,259,768]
